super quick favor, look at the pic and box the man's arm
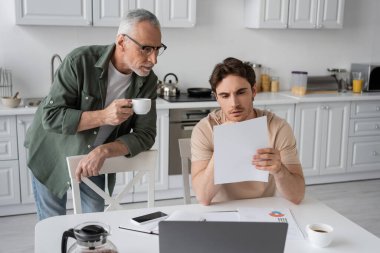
[74,140,129,182]
[272,163,305,204]
[77,99,133,132]
[191,155,221,205]
[253,148,305,204]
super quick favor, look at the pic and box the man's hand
[252,148,283,175]
[101,99,134,126]
[74,148,106,182]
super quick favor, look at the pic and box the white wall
[0,0,379,98]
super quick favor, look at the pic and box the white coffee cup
[132,98,151,115]
[306,223,334,248]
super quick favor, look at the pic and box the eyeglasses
[123,34,167,56]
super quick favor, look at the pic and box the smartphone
[130,211,168,225]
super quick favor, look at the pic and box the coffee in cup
[132,98,151,115]
[306,223,334,247]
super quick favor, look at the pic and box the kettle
[61,222,118,253]
[158,73,180,97]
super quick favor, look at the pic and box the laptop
[159,221,288,253]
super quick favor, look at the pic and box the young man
[191,57,305,205]
[25,9,166,220]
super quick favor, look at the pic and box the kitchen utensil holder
[0,68,13,97]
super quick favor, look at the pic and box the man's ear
[116,35,126,51]
[251,83,257,100]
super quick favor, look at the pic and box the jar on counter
[251,63,262,92]
[261,67,271,92]
[291,71,308,96]
[271,76,279,92]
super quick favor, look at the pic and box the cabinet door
[317,0,345,28]
[265,104,295,129]
[245,0,289,28]
[0,116,18,160]
[93,0,129,27]
[160,0,196,27]
[0,160,20,206]
[128,0,160,16]
[288,0,318,28]
[294,103,322,176]
[134,109,169,202]
[319,103,349,175]
[15,0,92,26]
[16,115,35,204]
[347,136,380,173]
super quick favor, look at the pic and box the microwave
[351,63,380,92]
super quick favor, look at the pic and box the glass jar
[291,71,308,96]
[261,67,271,92]
[251,63,262,92]
[271,76,279,92]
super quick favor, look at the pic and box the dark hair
[209,57,256,92]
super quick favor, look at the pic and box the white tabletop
[35,197,380,253]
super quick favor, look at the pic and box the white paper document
[238,207,305,240]
[214,116,269,184]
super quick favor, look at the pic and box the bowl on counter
[1,97,22,108]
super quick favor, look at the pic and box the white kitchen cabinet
[16,0,196,27]
[347,101,380,173]
[288,0,345,29]
[0,160,20,206]
[294,102,349,176]
[265,104,295,129]
[16,115,35,204]
[15,0,93,26]
[245,0,289,28]
[245,0,345,29]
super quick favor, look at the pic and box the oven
[168,108,213,175]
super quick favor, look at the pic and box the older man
[25,9,166,220]
[191,57,305,205]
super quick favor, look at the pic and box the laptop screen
[159,221,288,253]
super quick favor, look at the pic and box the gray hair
[117,9,161,35]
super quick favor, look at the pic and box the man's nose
[231,95,239,107]
[148,52,158,65]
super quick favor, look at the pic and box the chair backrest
[67,150,157,214]
[178,138,191,204]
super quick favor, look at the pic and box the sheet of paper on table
[238,207,305,240]
[214,116,269,184]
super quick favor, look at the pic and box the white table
[35,197,380,252]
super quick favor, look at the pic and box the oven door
[169,109,211,175]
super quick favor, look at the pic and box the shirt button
[93,131,97,135]
[87,145,91,149]
[49,100,53,104]
[67,181,70,185]
[85,96,89,100]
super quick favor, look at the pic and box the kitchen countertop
[1,91,380,116]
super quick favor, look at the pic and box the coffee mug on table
[132,98,151,115]
[306,223,334,247]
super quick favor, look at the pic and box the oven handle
[186,110,210,119]
[181,124,196,131]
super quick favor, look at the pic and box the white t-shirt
[93,62,132,147]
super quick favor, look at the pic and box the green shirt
[25,44,158,198]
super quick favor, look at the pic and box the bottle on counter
[271,76,279,92]
[250,63,262,92]
[261,67,271,92]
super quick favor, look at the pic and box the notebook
[159,221,288,253]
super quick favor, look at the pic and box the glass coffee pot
[61,222,118,253]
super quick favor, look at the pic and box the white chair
[67,150,157,214]
[178,138,192,204]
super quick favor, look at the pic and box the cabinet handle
[376,106,380,111]
[18,120,24,125]
[375,124,380,129]
[372,151,378,156]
